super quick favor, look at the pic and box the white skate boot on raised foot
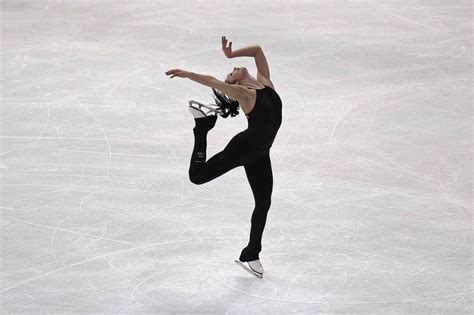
[188,100,224,118]
[235,259,264,279]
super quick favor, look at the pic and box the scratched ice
[1,0,472,313]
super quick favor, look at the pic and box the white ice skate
[188,100,224,118]
[235,259,264,279]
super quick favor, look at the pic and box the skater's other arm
[254,47,270,81]
[231,46,270,81]
[221,37,270,80]
[187,72,249,103]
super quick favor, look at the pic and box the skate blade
[189,100,224,115]
[234,260,263,279]
[188,106,207,118]
[188,104,217,117]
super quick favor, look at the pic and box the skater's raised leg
[189,118,248,185]
[189,114,217,175]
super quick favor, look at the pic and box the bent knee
[189,173,204,185]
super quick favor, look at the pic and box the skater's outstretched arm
[221,36,270,81]
[165,69,249,103]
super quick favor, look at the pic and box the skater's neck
[236,77,264,89]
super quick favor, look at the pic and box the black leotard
[245,85,282,150]
[189,84,282,261]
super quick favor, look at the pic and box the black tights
[189,123,273,262]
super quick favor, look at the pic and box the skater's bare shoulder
[213,80,252,103]
[256,73,274,90]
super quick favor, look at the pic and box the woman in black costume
[165,36,282,278]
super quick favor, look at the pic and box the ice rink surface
[1,0,472,313]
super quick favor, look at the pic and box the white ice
[1,0,472,313]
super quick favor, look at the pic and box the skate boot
[238,244,261,262]
[235,244,264,278]
[234,259,264,279]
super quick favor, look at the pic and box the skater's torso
[243,84,282,150]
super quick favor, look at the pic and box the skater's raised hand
[221,36,233,58]
[165,69,191,79]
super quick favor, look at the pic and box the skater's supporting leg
[240,153,273,261]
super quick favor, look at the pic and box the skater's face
[225,66,248,84]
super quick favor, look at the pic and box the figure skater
[165,36,282,278]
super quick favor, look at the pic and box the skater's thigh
[244,153,273,207]
[223,130,249,153]
[197,131,249,179]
